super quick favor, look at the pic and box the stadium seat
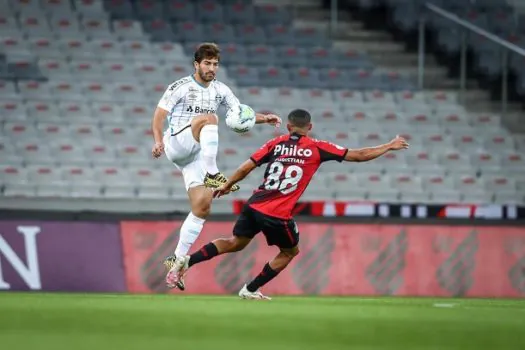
[89,39,124,60]
[70,183,103,198]
[223,3,255,24]
[74,0,107,17]
[26,101,61,122]
[166,1,196,22]
[151,42,187,62]
[50,15,83,37]
[17,142,54,164]
[17,80,51,100]
[112,20,145,40]
[294,27,330,48]
[235,25,266,45]
[0,81,18,102]
[104,0,134,19]
[7,58,43,80]
[0,100,25,123]
[0,13,19,37]
[0,36,32,58]
[292,68,321,89]
[104,184,136,198]
[137,185,172,199]
[266,25,295,46]
[36,183,71,198]
[277,46,307,68]
[318,68,349,89]
[218,44,247,66]
[19,14,52,37]
[259,66,290,87]
[81,17,112,38]
[143,19,175,42]
[29,37,62,59]
[257,5,292,25]
[134,0,164,20]
[3,183,37,197]
[0,165,28,186]
[27,165,63,184]
[41,0,73,14]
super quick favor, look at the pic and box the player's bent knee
[281,246,300,259]
[191,198,211,218]
[191,114,218,142]
[203,113,218,125]
[193,204,210,218]
[189,186,213,218]
[228,236,249,251]
[192,114,218,127]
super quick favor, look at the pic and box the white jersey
[157,75,240,135]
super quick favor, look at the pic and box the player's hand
[265,114,282,127]
[388,135,410,151]
[152,142,164,158]
[213,184,232,198]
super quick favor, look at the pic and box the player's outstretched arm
[255,113,282,126]
[151,107,169,158]
[213,159,257,198]
[344,135,409,162]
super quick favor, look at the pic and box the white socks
[174,212,206,257]
[200,124,219,175]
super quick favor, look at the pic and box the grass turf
[0,293,524,350]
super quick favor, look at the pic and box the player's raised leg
[239,246,299,300]
[190,114,239,191]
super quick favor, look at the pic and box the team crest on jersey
[215,94,222,102]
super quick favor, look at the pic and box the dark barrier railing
[419,3,525,116]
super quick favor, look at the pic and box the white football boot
[238,284,272,300]
[164,255,190,290]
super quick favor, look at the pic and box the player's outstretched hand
[389,135,410,151]
[265,114,282,127]
[213,184,232,198]
[152,142,164,158]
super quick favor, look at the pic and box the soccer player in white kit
[150,43,281,290]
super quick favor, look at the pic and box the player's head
[193,43,220,83]
[287,109,312,135]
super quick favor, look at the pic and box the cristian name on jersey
[248,133,348,219]
[157,75,240,135]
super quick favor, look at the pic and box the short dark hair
[194,43,220,63]
[288,109,311,128]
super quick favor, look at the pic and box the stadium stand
[0,0,524,205]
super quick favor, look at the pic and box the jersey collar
[191,74,210,89]
[290,132,304,140]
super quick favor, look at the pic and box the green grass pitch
[0,293,524,350]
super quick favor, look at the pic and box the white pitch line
[433,303,457,308]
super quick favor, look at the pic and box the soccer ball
[227,104,256,134]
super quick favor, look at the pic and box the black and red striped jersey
[247,132,348,219]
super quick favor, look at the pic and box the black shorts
[233,204,299,249]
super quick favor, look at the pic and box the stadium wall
[1,219,525,298]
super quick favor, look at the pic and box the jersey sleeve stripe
[340,149,349,162]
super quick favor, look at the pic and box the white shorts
[163,124,205,191]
